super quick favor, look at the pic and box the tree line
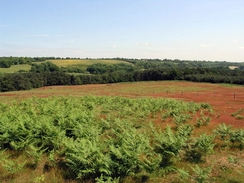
[1,66,244,92]
[2,56,244,69]
[0,57,244,92]
[0,57,48,68]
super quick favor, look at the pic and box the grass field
[0,64,31,73]
[46,59,131,68]
[0,59,131,73]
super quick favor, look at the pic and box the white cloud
[233,40,239,43]
[200,44,210,48]
[144,42,149,46]
[136,42,149,46]
[112,45,117,48]
[239,47,244,49]
[70,40,75,44]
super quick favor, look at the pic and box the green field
[0,64,31,73]
[0,59,131,73]
[46,59,131,68]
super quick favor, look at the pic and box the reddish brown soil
[53,82,244,129]
[151,84,244,129]
[1,82,244,129]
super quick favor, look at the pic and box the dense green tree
[0,58,12,68]
[0,57,244,92]
[30,62,59,73]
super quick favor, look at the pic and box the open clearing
[0,59,130,73]
[1,81,244,129]
[0,64,31,73]
[46,59,131,67]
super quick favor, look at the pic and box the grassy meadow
[0,59,131,73]
[0,64,31,73]
[46,59,131,68]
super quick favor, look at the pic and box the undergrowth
[0,96,243,182]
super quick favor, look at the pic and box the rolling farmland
[0,59,131,73]
[46,59,131,67]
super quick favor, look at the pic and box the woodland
[0,57,244,92]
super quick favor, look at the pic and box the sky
[0,0,244,62]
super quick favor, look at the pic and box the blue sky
[0,0,243,62]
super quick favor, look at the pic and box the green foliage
[214,123,244,149]
[1,57,244,93]
[228,156,238,164]
[33,174,45,183]
[154,126,188,166]
[178,165,212,183]
[0,57,44,69]
[2,61,244,92]
[95,176,120,183]
[200,103,212,110]
[65,137,111,179]
[107,119,161,175]
[177,168,190,182]
[0,151,26,177]
[0,96,213,182]
[214,123,232,141]
[196,111,211,128]
[0,58,12,68]
[185,133,215,163]
[229,129,244,149]
[173,113,192,126]
[0,72,73,92]
[190,165,213,183]
[196,117,211,128]
[176,124,194,140]
[30,61,60,73]
[26,144,47,169]
[231,108,244,120]
[86,63,134,74]
[65,118,161,180]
